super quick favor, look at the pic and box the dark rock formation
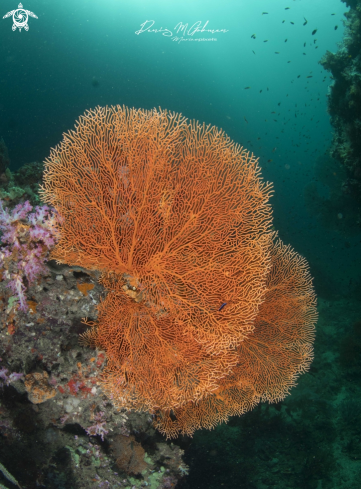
[320,0,361,213]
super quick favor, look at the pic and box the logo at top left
[3,3,38,31]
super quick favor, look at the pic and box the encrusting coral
[24,371,57,404]
[40,105,317,438]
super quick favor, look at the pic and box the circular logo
[13,8,28,30]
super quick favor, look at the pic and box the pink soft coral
[0,199,59,311]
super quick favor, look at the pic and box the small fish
[297,75,301,78]
[331,13,335,16]
[303,53,306,55]
[314,39,317,44]
[312,29,317,35]
[262,12,269,15]
[272,147,277,152]
[251,34,256,39]
[287,61,291,63]
[306,76,313,78]
[252,50,256,54]
[303,17,308,26]
[267,87,269,91]
[290,22,294,25]
[267,159,273,162]
[271,111,276,114]
[260,89,263,93]
[282,20,285,23]
[275,51,280,54]
[278,102,281,106]
[304,42,306,47]
[218,303,227,311]
[285,7,290,10]
[285,39,288,42]
[244,86,251,89]
[257,137,261,140]
[334,25,338,30]
[244,116,248,123]
[264,40,268,42]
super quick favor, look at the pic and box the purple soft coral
[0,199,59,312]
[0,367,24,386]
[85,411,109,441]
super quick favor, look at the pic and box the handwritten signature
[135,20,229,38]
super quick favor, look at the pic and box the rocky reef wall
[320,0,361,210]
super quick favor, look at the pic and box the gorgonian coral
[40,106,317,437]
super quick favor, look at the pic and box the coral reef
[40,105,317,438]
[0,149,188,488]
[0,257,188,488]
[320,0,361,214]
[0,109,360,488]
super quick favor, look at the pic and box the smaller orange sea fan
[153,240,317,438]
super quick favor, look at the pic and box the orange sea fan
[153,239,317,437]
[40,105,316,437]
[40,106,274,352]
[82,271,243,412]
